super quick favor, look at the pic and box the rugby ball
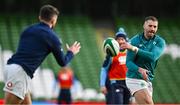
[103,37,120,56]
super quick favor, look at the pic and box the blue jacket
[7,22,74,78]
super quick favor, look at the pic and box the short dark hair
[39,5,59,22]
[145,16,158,22]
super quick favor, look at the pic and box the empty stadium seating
[0,15,180,103]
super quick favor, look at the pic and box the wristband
[132,46,139,53]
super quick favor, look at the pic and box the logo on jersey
[139,44,143,47]
[153,41,157,45]
[118,56,126,65]
[61,74,69,80]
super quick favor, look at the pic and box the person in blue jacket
[121,16,166,104]
[3,4,81,104]
[100,28,131,104]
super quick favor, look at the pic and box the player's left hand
[66,41,81,55]
[100,86,108,95]
[138,67,149,81]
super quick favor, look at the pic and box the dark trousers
[58,89,72,104]
[105,80,131,105]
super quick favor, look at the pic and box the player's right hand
[121,42,138,53]
[120,42,132,50]
[100,86,107,95]
[66,41,81,55]
[138,67,149,81]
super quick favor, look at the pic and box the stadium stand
[55,16,103,90]
[0,15,180,103]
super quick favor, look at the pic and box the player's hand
[66,41,81,55]
[100,86,108,95]
[138,67,149,81]
[121,43,138,53]
[120,42,132,50]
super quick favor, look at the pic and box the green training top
[126,33,166,82]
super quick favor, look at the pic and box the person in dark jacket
[100,28,131,104]
[3,4,81,104]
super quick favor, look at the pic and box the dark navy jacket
[7,22,74,78]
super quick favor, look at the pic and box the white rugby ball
[103,37,120,56]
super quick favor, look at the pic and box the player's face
[116,37,126,46]
[143,20,158,39]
